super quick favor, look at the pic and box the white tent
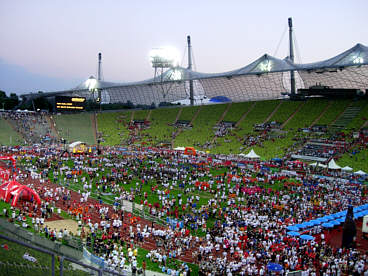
[309,162,328,168]
[341,166,353,171]
[328,159,341,170]
[244,149,260,159]
[238,153,247,157]
[354,170,367,175]
[174,147,185,151]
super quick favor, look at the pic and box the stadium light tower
[150,47,179,81]
[149,46,180,99]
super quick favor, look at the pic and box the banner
[83,247,105,268]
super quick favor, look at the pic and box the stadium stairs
[234,102,256,128]
[210,103,232,144]
[146,110,152,121]
[216,103,232,125]
[189,106,202,125]
[46,115,60,140]
[281,101,305,129]
[310,100,333,128]
[330,104,361,132]
[171,106,202,141]
[263,101,282,124]
[174,108,183,124]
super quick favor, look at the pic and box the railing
[0,218,83,260]
[131,202,167,226]
[0,233,126,276]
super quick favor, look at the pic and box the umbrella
[304,221,314,227]
[337,218,345,223]
[324,215,334,221]
[300,234,314,241]
[267,263,283,272]
[287,226,299,231]
[331,213,340,219]
[287,231,300,237]
[322,222,334,228]
[330,220,340,226]
[317,217,329,223]
[309,220,321,226]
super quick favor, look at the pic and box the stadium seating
[173,104,227,150]
[0,117,23,146]
[53,113,95,145]
[97,111,132,145]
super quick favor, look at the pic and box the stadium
[1,18,368,276]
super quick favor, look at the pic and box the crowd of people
[0,110,56,145]
[0,143,367,275]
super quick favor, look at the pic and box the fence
[0,218,82,260]
[131,202,167,227]
[0,218,128,275]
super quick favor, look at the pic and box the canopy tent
[341,166,353,171]
[244,149,260,159]
[309,162,328,168]
[184,147,196,156]
[328,159,341,170]
[0,181,41,207]
[68,141,90,154]
[354,170,367,175]
[209,96,231,103]
[174,147,185,151]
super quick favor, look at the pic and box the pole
[51,254,55,276]
[98,53,102,81]
[59,256,64,276]
[288,18,296,96]
[187,35,194,106]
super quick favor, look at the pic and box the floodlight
[170,69,182,81]
[86,76,97,91]
[352,56,363,64]
[149,46,180,68]
[259,60,272,72]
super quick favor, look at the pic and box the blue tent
[210,96,231,103]
[322,222,334,228]
[300,234,314,241]
[286,226,299,231]
[267,263,283,272]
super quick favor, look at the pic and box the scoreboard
[55,96,86,111]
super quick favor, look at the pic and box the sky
[1,0,368,94]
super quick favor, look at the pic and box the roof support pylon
[288,18,296,96]
[187,35,194,106]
